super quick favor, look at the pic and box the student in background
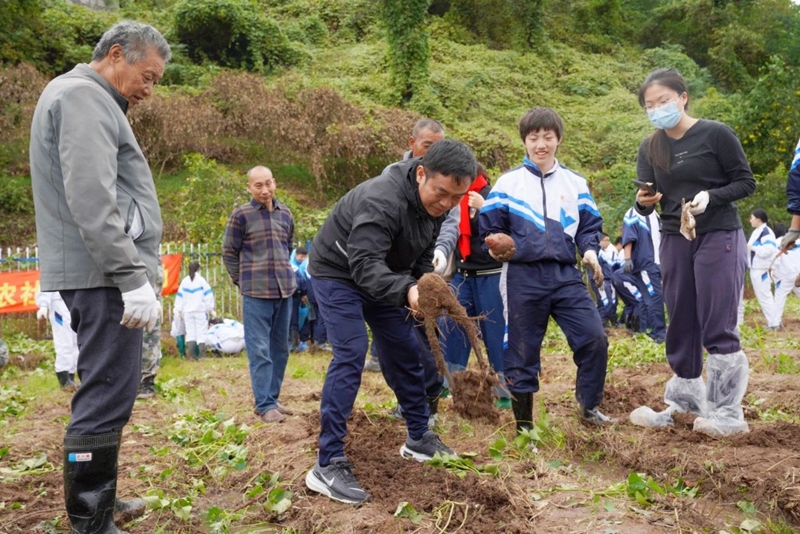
[36,290,79,391]
[747,209,781,330]
[175,261,215,360]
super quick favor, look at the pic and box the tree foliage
[732,56,800,176]
[383,0,431,106]
[173,0,303,72]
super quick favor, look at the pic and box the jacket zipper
[539,176,552,259]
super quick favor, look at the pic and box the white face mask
[647,101,682,130]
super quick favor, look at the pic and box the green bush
[0,0,43,67]
[733,56,800,176]
[173,0,304,72]
[38,2,119,75]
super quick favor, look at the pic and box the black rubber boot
[197,343,207,359]
[186,341,197,361]
[511,392,534,432]
[57,371,77,392]
[64,432,124,533]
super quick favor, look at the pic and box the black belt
[457,267,502,278]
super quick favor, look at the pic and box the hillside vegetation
[1,0,799,245]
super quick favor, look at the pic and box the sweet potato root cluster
[416,273,500,423]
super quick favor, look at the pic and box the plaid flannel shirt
[222,198,296,299]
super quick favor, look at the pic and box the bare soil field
[2,302,799,533]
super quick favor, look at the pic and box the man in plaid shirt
[223,166,297,423]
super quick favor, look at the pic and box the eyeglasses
[644,96,681,112]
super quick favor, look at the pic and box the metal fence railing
[0,244,242,340]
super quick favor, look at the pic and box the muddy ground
[2,303,800,533]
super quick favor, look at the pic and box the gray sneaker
[363,356,381,373]
[305,457,370,504]
[400,430,454,462]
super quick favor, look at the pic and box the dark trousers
[290,295,311,343]
[631,266,666,339]
[590,278,618,324]
[61,288,143,435]
[504,262,608,409]
[661,230,747,379]
[315,279,432,466]
[611,270,645,330]
[310,301,327,345]
[443,272,505,374]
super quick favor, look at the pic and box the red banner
[0,253,184,314]
[0,271,40,314]
[161,253,182,296]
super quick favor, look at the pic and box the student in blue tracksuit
[593,233,620,327]
[620,206,666,342]
[480,107,614,432]
[304,139,476,504]
[781,138,800,253]
[290,248,311,351]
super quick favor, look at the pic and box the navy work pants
[314,279,433,466]
[660,230,747,378]
[61,288,143,435]
[631,266,666,339]
[504,262,608,409]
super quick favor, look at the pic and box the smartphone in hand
[632,179,656,195]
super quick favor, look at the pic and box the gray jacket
[30,64,162,293]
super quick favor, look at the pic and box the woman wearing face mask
[628,68,756,437]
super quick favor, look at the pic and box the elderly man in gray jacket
[30,21,170,534]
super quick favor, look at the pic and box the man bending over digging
[305,139,477,504]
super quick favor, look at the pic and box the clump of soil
[416,273,499,423]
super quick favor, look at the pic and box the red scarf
[458,174,489,260]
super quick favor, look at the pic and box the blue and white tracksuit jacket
[479,158,607,408]
[787,138,800,216]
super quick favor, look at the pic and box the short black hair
[774,222,788,238]
[421,139,477,186]
[296,247,308,256]
[614,237,623,246]
[751,208,769,224]
[519,107,564,142]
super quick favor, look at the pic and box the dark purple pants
[660,230,747,379]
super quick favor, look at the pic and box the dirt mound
[450,370,500,424]
[339,412,518,533]
[416,273,500,423]
[600,383,659,416]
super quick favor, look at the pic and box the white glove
[688,191,710,216]
[36,307,48,321]
[175,309,183,321]
[432,248,448,275]
[120,282,161,330]
[582,249,604,287]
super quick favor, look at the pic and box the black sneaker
[581,406,618,426]
[400,431,454,462]
[305,457,370,504]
